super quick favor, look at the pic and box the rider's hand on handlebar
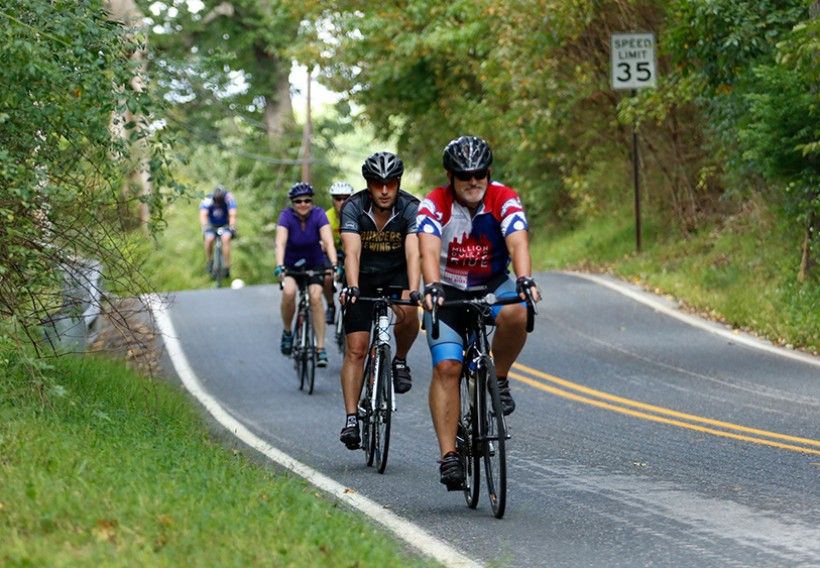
[423,282,445,311]
[229,225,237,238]
[274,264,285,280]
[333,264,344,282]
[340,285,360,305]
[516,276,540,303]
[409,290,422,305]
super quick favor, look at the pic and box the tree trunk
[105,0,152,229]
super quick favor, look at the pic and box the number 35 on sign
[611,32,657,90]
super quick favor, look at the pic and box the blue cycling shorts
[424,276,522,366]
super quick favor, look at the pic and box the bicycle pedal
[445,480,465,492]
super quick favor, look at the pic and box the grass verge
[0,338,433,567]
[531,200,819,353]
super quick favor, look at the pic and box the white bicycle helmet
[329,181,354,197]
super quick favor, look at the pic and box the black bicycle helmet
[288,182,315,199]
[361,151,404,182]
[442,135,493,173]
[212,185,228,203]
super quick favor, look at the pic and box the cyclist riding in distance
[338,151,421,450]
[200,185,237,278]
[416,135,541,489]
[275,182,339,368]
[323,181,354,325]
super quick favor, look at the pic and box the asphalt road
[157,272,820,567]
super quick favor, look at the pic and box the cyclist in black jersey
[337,151,422,450]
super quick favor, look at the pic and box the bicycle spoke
[460,371,480,508]
[481,356,506,518]
[374,345,392,474]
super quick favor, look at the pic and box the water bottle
[378,314,390,343]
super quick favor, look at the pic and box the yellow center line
[508,367,820,456]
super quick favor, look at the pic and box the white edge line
[146,294,481,568]
[566,272,820,370]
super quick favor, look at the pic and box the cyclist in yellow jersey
[324,181,354,323]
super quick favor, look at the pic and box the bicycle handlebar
[430,292,536,340]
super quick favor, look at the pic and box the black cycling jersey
[340,189,419,275]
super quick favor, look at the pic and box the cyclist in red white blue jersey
[416,135,540,489]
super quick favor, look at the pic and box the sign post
[611,32,657,252]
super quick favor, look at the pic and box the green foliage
[0,0,177,349]
[0,342,431,566]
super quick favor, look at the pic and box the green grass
[531,201,820,353]
[0,339,434,567]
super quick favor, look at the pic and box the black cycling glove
[424,282,445,305]
[341,286,360,304]
[516,276,538,298]
[409,290,422,305]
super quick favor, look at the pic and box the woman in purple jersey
[274,182,338,367]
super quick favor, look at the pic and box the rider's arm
[342,232,361,288]
[199,208,209,231]
[506,230,541,302]
[404,233,421,293]
[320,224,337,267]
[275,224,289,267]
[419,232,442,309]
[228,208,237,227]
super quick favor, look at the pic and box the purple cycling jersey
[277,206,329,267]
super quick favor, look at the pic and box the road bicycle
[210,226,232,288]
[284,266,330,395]
[431,287,535,518]
[354,286,416,474]
[333,263,346,355]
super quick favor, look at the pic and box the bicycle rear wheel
[373,345,392,474]
[480,355,507,518]
[295,311,306,390]
[306,310,316,395]
[362,353,376,467]
[459,372,480,508]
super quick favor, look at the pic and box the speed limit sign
[611,32,657,90]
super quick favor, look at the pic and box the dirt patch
[88,296,163,376]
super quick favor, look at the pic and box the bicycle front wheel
[295,312,306,390]
[213,246,224,288]
[459,372,480,509]
[335,310,346,354]
[480,355,506,518]
[306,310,316,395]
[373,345,392,474]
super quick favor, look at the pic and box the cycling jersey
[277,206,329,268]
[416,181,528,289]
[325,206,342,249]
[340,189,419,275]
[199,192,237,227]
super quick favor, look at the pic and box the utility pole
[300,67,312,183]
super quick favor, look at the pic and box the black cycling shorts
[343,269,409,334]
[287,265,325,287]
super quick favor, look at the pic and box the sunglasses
[332,195,347,201]
[292,198,313,205]
[453,169,489,182]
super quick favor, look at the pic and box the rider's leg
[204,233,215,262]
[490,303,527,376]
[308,283,325,349]
[429,359,463,458]
[280,277,297,333]
[393,297,420,359]
[220,232,232,267]
[323,273,334,310]
[341,331,369,415]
